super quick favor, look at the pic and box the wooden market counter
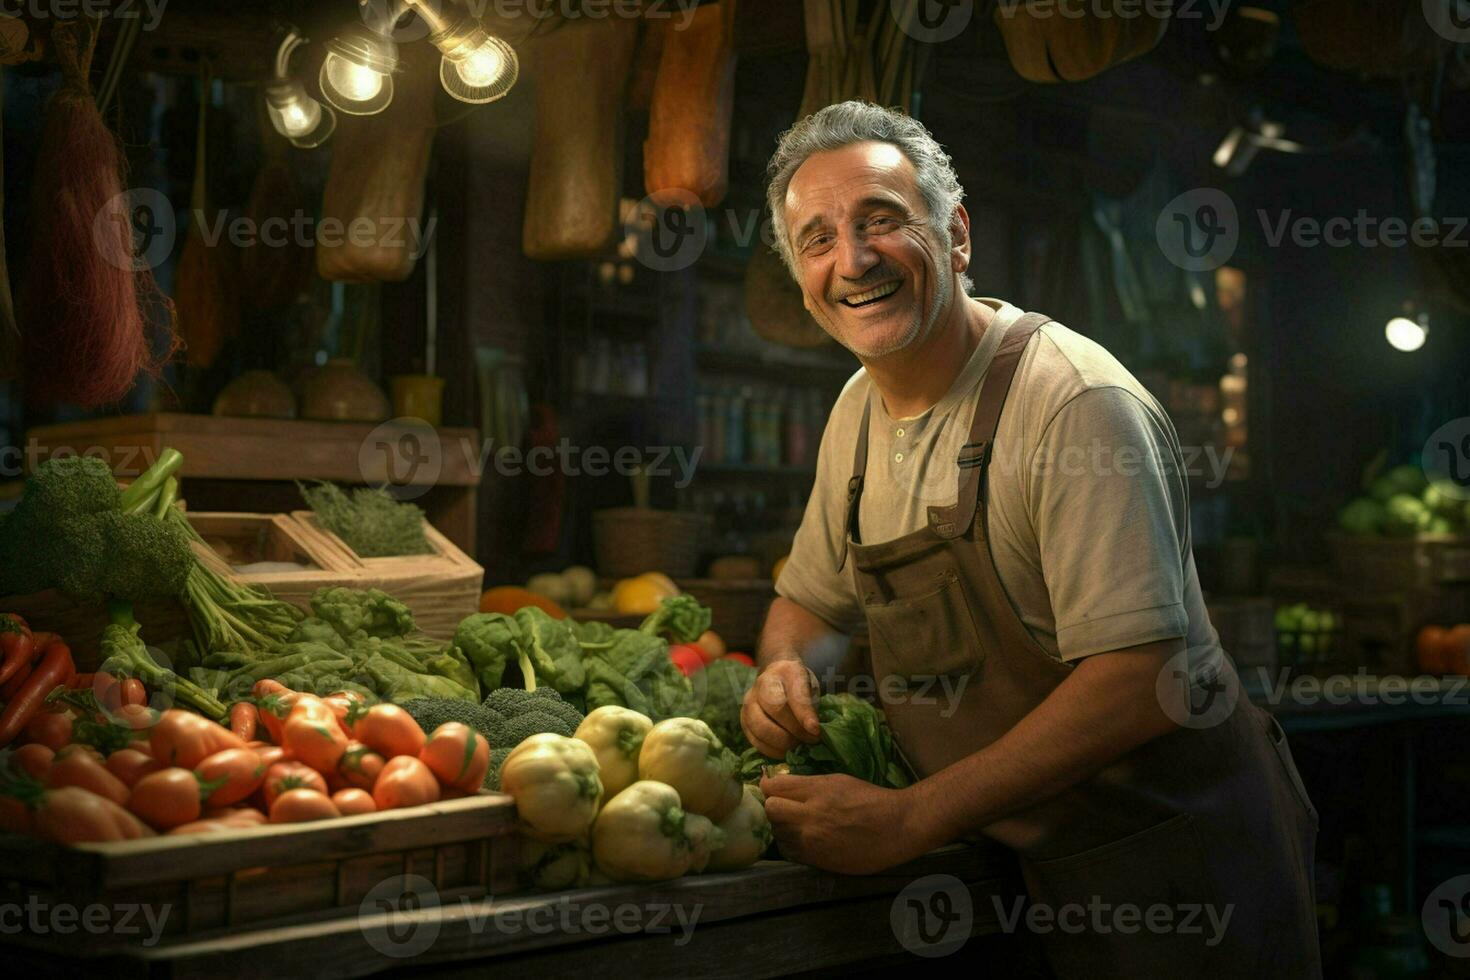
[6,845,1026,979]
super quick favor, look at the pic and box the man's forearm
[906,638,1185,852]
[757,596,850,672]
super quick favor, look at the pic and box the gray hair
[765,101,973,293]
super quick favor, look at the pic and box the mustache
[830,268,905,303]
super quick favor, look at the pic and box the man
[744,101,1319,977]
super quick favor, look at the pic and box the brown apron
[843,313,1321,978]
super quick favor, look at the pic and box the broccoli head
[481,687,584,748]
[399,697,501,741]
[15,456,121,519]
[311,586,416,640]
[483,746,515,791]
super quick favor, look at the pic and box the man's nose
[832,228,881,283]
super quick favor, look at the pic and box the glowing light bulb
[327,55,384,102]
[1385,315,1427,352]
[278,100,318,137]
[455,43,505,88]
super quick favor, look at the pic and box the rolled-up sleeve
[1027,386,1191,661]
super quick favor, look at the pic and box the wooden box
[289,512,483,641]
[0,794,519,954]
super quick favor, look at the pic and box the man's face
[783,141,960,359]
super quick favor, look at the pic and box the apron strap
[927,312,1051,539]
[839,398,874,570]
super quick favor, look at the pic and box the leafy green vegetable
[452,609,585,697]
[311,587,416,640]
[638,595,712,644]
[740,694,909,789]
[513,607,587,695]
[299,481,432,558]
[695,658,757,753]
[582,629,697,721]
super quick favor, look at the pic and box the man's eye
[803,234,834,252]
[864,216,897,232]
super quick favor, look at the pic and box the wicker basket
[592,508,712,579]
[678,578,776,652]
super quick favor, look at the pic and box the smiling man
[745,101,1320,977]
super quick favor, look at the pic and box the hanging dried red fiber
[19,19,175,408]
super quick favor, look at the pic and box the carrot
[0,661,31,701]
[0,639,74,746]
[0,615,34,687]
[229,702,258,742]
[69,672,94,690]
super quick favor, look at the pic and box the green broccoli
[484,746,515,791]
[311,587,416,640]
[399,697,501,740]
[100,601,228,721]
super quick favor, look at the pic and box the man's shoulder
[1009,317,1164,428]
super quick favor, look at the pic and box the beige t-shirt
[776,299,1223,678]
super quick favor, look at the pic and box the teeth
[844,281,900,305]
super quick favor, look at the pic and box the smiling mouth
[839,280,902,308]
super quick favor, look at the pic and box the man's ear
[949,204,972,277]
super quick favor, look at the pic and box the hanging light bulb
[265,30,335,148]
[318,29,398,116]
[1385,313,1428,352]
[403,0,518,104]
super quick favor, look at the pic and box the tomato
[104,748,162,787]
[256,690,306,745]
[253,679,291,698]
[337,742,386,791]
[261,761,329,808]
[372,756,441,811]
[419,723,489,793]
[255,744,290,768]
[282,696,349,773]
[228,703,259,742]
[150,710,247,768]
[669,645,706,677]
[47,751,130,806]
[322,692,366,737]
[269,788,341,824]
[38,787,154,843]
[1417,625,1447,674]
[54,743,104,764]
[330,788,377,816]
[349,704,426,759]
[195,748,266,807]
[109,703,159,734]
[202,807,268,826]
[21,709,73,750]
[10,742,56,779]
[129,767,205,830]
[1441,624,1470,675]
[693,630,725,661]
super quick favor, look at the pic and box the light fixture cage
[433,26,518,104]
[319,31,399,116]
[266,80,337,148]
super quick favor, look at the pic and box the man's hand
[761,773,930,874]
[741,661,822,757]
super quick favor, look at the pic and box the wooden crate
[1327,532,1470,591]
[0,794,519,954]
[289,512,483,641]
[2,511,356,668]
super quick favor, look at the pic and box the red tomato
[337,742,386,791]
[256,690,306,745]
[11,742,55,779]
[372,756,440,811]
[47,751,130,806]
[150,710,247,769]
[21,709,73,750]
[669,645,707,677]
[282,696,349,774]
[195,748,267,807]
[261,761,329,809]
[331,788,377,816]
[269,789,340,824]
[419,723,489,793]
[129,768,205,830]
[349,704,427,759]
[105,748,163,787]
[37,787,154,843]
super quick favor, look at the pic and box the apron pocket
[864,569,983,680]
[1022,813,1230,978]
[1264,714,1319,827]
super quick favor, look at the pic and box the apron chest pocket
[864,569,984,679]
